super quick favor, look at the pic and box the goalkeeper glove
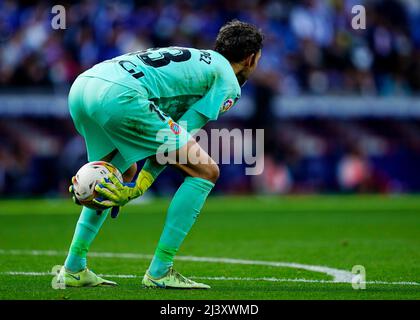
[93,170,154,209]
[68,177,120,218]
[68,180,81,206]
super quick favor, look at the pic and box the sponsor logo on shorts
[168,119,181,135]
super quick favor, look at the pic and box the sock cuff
[68,239,90,257]
[184,176,215,192]
[155,243,178,262]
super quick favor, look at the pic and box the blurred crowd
[1,0,420,95]
[1,116,420,196]
[1,0,420,197]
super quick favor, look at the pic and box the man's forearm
[135,158,166,195]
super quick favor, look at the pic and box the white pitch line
[0,249,353,282]
[2,271,419,287]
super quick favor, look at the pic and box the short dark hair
[214,20,264,63]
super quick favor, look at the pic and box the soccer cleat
[57,265,117,287]
[142,268,210,289]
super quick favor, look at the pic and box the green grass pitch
[0,195,419,300]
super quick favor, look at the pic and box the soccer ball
[72,161,123,210]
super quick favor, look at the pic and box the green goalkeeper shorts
[68,75,191,173]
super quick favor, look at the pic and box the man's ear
[243,53,256,67]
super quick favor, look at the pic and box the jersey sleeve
[190,73,241,121]
[178,108,209,133]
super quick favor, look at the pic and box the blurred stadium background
[1,0,420,198]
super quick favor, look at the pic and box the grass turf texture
[0,195,419,300]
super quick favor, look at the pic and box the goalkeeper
[59,20,263,289]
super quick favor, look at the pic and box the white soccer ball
[72,161,123,210]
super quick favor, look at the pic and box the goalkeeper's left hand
[93,173,141,208]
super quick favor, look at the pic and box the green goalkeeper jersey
[81,47,241,121]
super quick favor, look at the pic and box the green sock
[64,207,109,272]
[148,176,214,278]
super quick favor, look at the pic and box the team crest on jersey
[168,119,181,135]
[220,98,235,113]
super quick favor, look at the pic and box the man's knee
[199,164,220,184]
[122,163,137,182]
